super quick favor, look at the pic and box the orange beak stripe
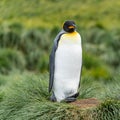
[68,26,75,29]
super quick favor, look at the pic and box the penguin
[49,20,82,102]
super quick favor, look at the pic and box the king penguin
[49,20,82,102]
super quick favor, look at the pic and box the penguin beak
[68,25,75,29]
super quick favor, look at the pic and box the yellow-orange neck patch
[65,31,78,36]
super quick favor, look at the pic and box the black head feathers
[63,20,76,33]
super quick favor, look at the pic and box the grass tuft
[92,100,120,120]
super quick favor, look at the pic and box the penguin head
[63,20,76,33]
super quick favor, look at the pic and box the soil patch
[71,98,100,109]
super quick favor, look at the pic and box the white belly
[54,38,82,102]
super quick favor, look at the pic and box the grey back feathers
[49,30,66,92]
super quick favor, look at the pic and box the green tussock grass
[0,72,120,120]
[92,100,120,120]
[0,48,26,74]
[0,73,83,119]
[0,0,120,29]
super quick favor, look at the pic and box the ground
[71,98,100,109]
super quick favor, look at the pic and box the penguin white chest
[54,33,82,102]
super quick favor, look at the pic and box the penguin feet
[65,97,76,103]
[50,92,57,102]
[70,92,79,98]
[65,92,79,103]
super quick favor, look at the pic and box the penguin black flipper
[49,30,65,93]
[78,63,83,88]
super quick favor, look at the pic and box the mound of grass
[82,52,112,80]
[0,24,51,72]
[84,27,120,68]
[0,48,26,74]
[92,100,120,120]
